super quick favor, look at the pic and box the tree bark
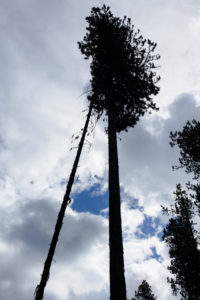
[108,105,127,300]
[34,99,93,300]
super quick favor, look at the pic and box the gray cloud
[118,93,200,215]
[0,197,107,300]
[68,289,108,300]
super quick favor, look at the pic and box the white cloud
[189,11,200,34]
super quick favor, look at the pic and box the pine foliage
[170,119,200,180]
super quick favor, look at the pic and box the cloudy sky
[0,0,200,299]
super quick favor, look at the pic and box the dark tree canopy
[170,119,200,180]
[162,184,200,300]
[132,280,157,300]
[78,5,160,132]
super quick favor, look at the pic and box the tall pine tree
[162,184,200,300]
[79,5,160,300]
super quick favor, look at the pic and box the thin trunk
[108,105,127,300]
[34,99,94,300]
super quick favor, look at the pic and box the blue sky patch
[150,246,163,261]
[71,184,108,215]
[136,215,163,240]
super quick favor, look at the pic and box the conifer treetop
[132,280,157,300]
[78,5,160,132]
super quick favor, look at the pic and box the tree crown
[170,119,200,180]
[132,280,157,300]
[78,5,160,132]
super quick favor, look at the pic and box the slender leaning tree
[79,5,160,300]
[34,99,94,300]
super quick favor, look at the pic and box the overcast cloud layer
[0,1,200,299]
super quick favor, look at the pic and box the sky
[0,0,200,299]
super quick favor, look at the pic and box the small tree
[162,184,200,300]
[79,5,160,300]
[132,280,157,300]
[170,119,200,180]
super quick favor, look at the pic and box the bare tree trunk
[35,99,94,300]
[108,104,127,300]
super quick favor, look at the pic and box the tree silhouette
[132,280,157,300]
[162,184,200,300]
[170,118,200,223]
[170,119,200,180]
[34,99,94,300]
[79,5,160,300]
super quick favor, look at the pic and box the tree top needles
[78,5,160,132]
